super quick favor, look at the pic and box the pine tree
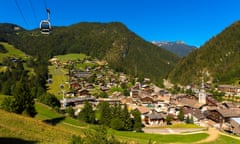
[112,103,121,118]
[190,115,194,124]
[3,78,37,117]
[120,104,133,131]
[78,101,95,123]
[132,110,142,132]
[166,115,172,125]
[110,118,124,130]
[98,102,112,125]
[66,106,75,118]
[186,115,190,124]
[178,108,185,121]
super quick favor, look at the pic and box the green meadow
[0,42,27,61]
[54,53,88,62]
[47,65,68,99]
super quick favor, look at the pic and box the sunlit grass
[47,65,69,99]
[202,134,240,144]
[109,129,209,144]
[55,53,88,62]
[0,42,27,61]
[35,102,62,120]
[0,109,73,143]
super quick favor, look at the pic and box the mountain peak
[152,41,196,57]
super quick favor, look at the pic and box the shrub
[39,93,60,108]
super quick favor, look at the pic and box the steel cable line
[44,0,50,21]
[44,0,48,9]
[14,0,29,27]
[28,0,38,27]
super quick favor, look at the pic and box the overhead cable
[14,0,29,27]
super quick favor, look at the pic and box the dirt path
[195,127,219,144]
[218,130,240,140]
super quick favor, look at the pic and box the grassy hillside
[0,42,27,61]
[0,108,208,144]
[54,53,88,62]
[168,21,240,85]
[0,109,74,144]
[47,65,68,98]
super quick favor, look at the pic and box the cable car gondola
[40,20,51,34]
[40,8,51,34]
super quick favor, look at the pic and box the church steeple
[199,77,207,104]
[201,78,205,90]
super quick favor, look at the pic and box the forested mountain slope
[168,21,240,85]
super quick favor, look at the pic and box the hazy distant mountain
[167,21,240,85]
[152,41,196,57]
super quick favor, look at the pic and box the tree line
[67,101,142,132]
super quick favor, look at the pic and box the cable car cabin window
[40,21,51,34]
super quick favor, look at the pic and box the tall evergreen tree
[120,104,133,131]
[78,101,95,124]
[132,110,142,132]
[2,78,37,117]
[178,108,185,121]
[98,102,112,126]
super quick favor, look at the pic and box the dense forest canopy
[167,21,240,85]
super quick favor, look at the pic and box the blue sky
[0,0,240,47]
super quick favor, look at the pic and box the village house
[49,57,60,65]
[144,110,167,126]
[74,71,90,79]
[175,97,205,109]
[155,95,170,104]
[205,108,240,126]
[110,91,123,99]
[221,102,240,109]
[218,85,240,95]
[183,107,205,125]
[230,118,240,135]
[60,97,96,109]
[100,86,110,92]
[168,106,179,115]
[96,98,121,105]
[119,73,128,82]
[154,102,169,113]
[76,89,90,96]
[84,83,94,89]
[65,91,75,97]
[70,82,81,90]
[206,96,219,107]
[121,97,135,105]
[130,89,140,98]
[141,84,154,93]
[136,106,151,123]
[140,96,155,107]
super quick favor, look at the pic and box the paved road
[143,127,206,134]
